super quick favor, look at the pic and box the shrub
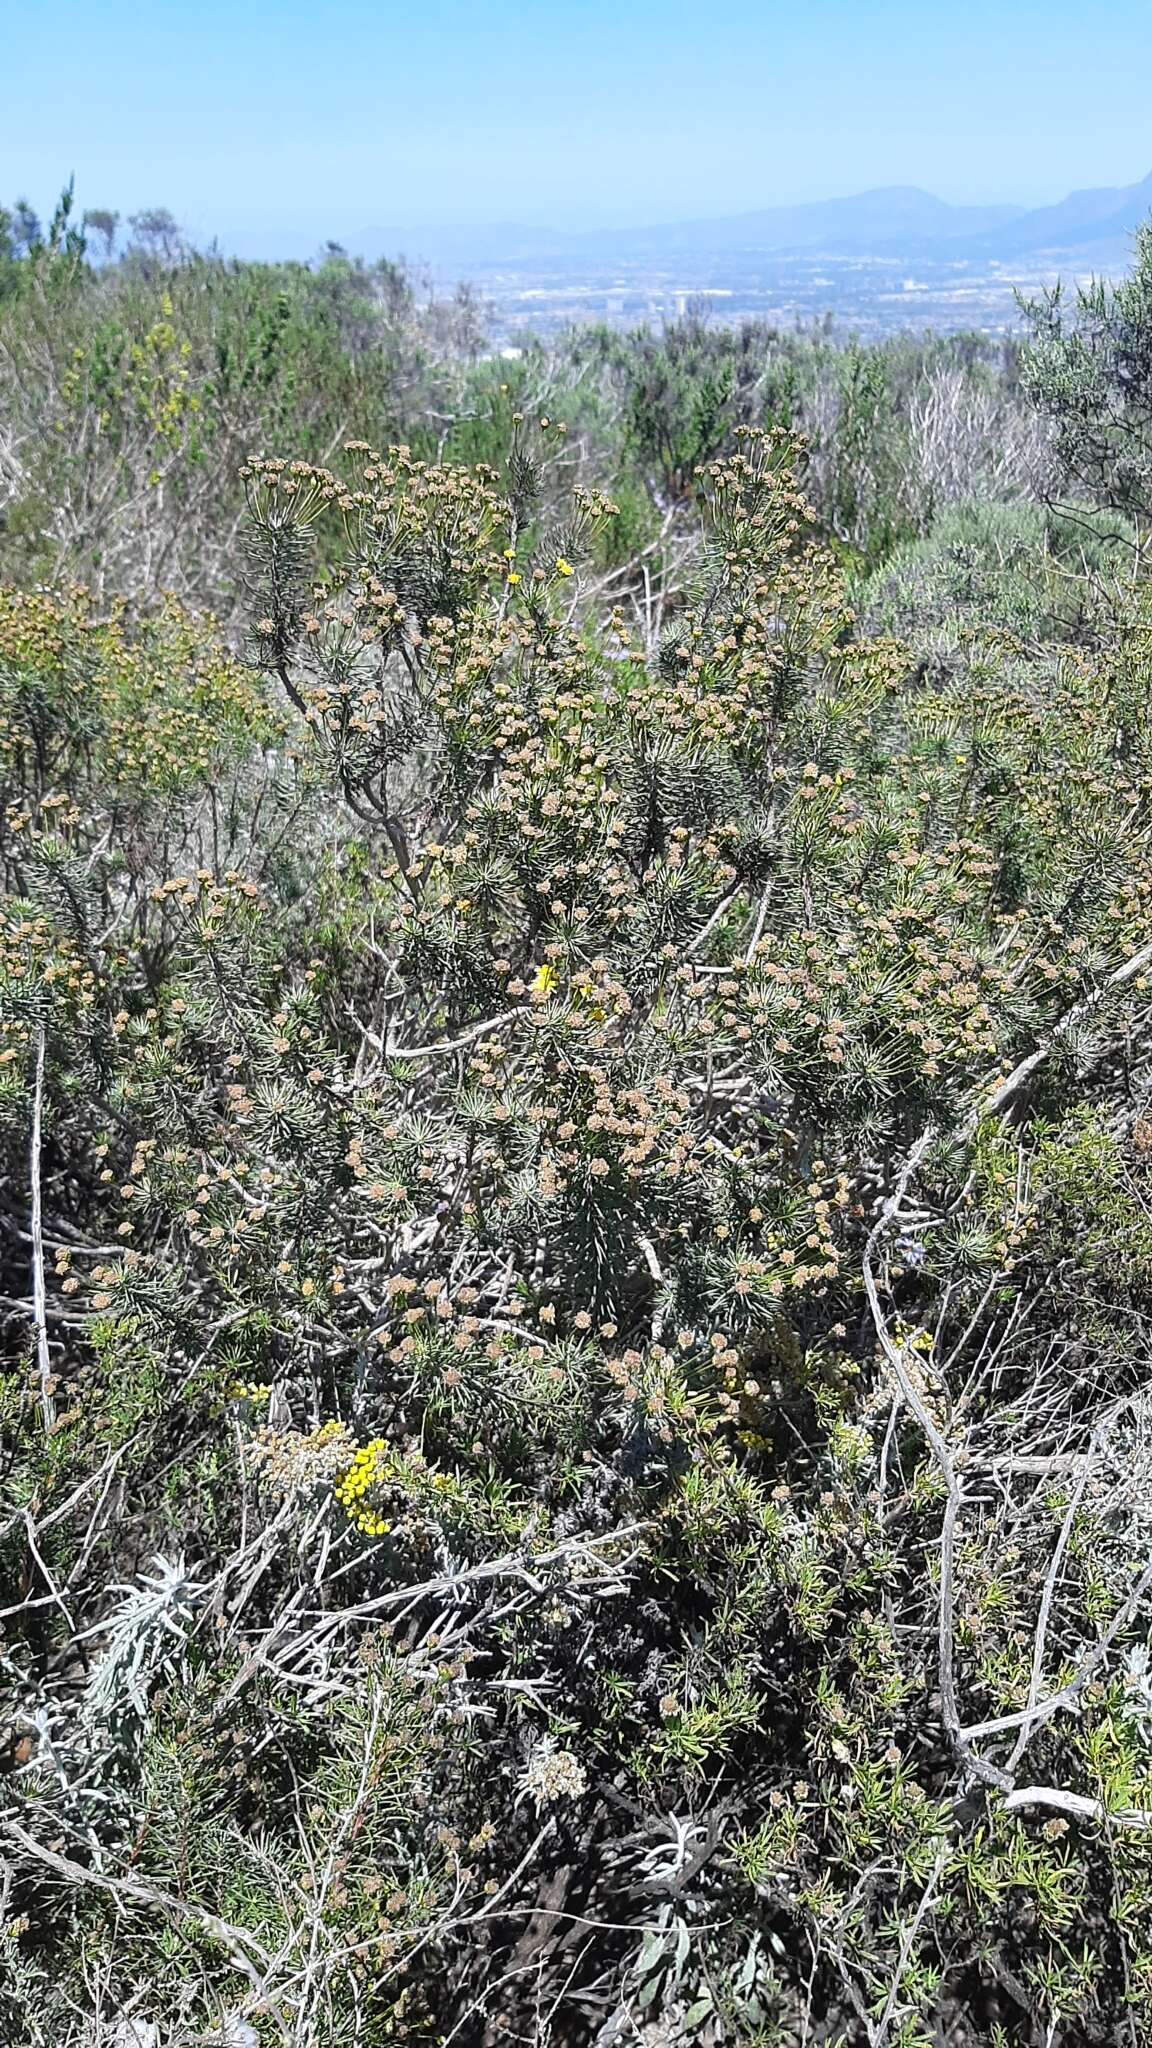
[4,428,1152,2044]
[1021,222,1152,536]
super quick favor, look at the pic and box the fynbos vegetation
[4,193,1152,2047]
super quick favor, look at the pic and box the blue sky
[4,0,1152,246]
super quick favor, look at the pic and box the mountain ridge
[340,169,1152,271]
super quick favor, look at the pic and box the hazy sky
[5,0,1152,246]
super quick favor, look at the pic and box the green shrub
[1023,221,1152,530]
[5,409,1152,2045]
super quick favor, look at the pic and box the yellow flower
[556,559,574,577]
[531,963,559,997]
[507,573,520,586]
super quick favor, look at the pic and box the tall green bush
[4,425,1152,2043]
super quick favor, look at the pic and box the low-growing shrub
[4,429,1152,2045]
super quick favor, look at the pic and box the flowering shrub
[4,425,1152,2045]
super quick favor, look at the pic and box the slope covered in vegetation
[4,194,1152,2048]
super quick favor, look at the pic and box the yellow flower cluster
[0,587,272,798]
[334,1437,392,1537]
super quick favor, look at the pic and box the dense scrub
[0,186,1056,624]
[4,197,1152,2047]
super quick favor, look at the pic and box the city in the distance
[227,164,1152,338]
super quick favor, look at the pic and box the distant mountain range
[219,168,1152,277]
[341,168,1152,273]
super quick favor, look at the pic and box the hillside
[6,192,1152,2048]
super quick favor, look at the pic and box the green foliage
[856,498,1126,651]
[581,311,777,503]
[0,202,485,611]
[5,201,1152,2048]
[1023,221,1152,527]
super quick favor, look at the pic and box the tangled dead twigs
[865,1097,1152,1836]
